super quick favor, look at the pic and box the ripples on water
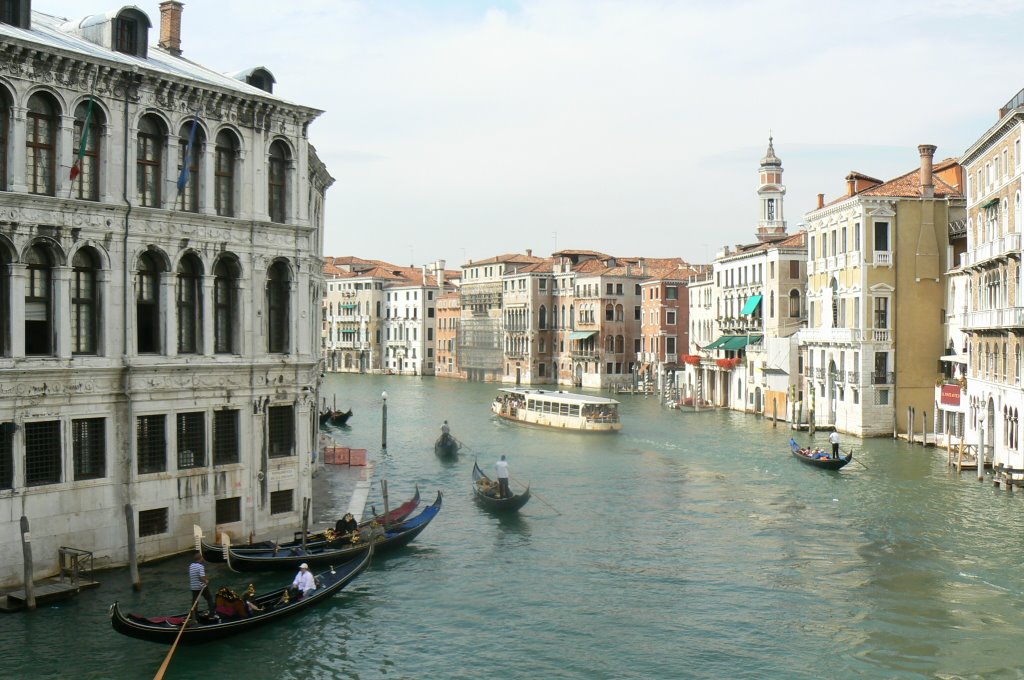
[9,375,1024,679]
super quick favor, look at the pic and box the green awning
[705,337,729,349]
[340,329,357,333]
[740,294,763,315]
[721,335,763,351]
[569,331,597,340]
[339,303,357,309]
[981,197,1000,209]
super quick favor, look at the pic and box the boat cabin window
[569,405,580,417]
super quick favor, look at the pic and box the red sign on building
[940,384,961,406]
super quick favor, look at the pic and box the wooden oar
[153,589,204,680]
[849,449,868,470]
[511,475,560,515]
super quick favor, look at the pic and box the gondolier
[829,431,840,459]
[189,553,215,615]
[495,455,511,499]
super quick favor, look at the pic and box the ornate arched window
[268,141,289,223]
[136,252,161,353]
[266,261,290,353]
[25,244,53,355]
[176,253,202,353]
[177,120,204,212]
[26,93,58,195]
[71,248,100,354]
[214,130,239,217]
[137,115,164,207]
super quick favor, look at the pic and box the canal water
[5,373,1024,679]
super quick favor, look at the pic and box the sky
[36,0,1024,268]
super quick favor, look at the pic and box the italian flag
[69,95,95,181]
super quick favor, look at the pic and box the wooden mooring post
[20,516,35,611]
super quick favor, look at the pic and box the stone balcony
[960,232,1022,268]
[961,306,1024,330]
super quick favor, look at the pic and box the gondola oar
[152,590,203,679]
[849,449,868,470]
[511,475,560,515]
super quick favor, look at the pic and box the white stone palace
[0,1,332,586]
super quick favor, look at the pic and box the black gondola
[434,432,461,459]
[197,486,421,563]
[320,408,353,427]
[110,544,372,645]
[225,491,442,572]
[472,461,531,512]
[790,438,852,471]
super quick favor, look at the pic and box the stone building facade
[0,2,331,586]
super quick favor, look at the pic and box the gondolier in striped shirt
[189,553,215,615]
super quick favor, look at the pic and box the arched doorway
[827,359,838,424]
[987,397,997,465]
[754,387,762,414]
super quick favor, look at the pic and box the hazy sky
[38,1,1024,267]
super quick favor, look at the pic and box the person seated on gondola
[290,563,316,600]
[242,583,264,617]
[335,512,358,537]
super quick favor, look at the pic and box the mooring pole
[125,504,140,590]
[20,516,35,610]
[381,391,388,450]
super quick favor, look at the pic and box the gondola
[197,486,421,563]
[472,460,531,512]
[224,491,442,572]
[790,438,852,471]
[434,432,461,459]
[110,544,372,645]
[320,408,353,427]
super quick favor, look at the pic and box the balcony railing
[872,329,891,342]
[800,327,862,344]
[961,231,1021,268]
[814,367,825,380]
[871,371,895,385]
[962,307,1024,330]
[847,370,859,384]
[873,251,892,267]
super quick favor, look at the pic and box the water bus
[491,388,622,432]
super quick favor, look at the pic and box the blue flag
[177,110,200,193]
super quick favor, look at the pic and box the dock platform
[1,576,100,612]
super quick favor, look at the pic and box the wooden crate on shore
[349,449,367,466]
[324,446,350,465]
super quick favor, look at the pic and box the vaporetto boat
[491,388,622,432]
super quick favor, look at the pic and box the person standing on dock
[189,553,215,615]
[495,455,511,498]
[829,431,840,459]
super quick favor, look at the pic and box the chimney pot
[817,193,825,209]
[159,1,184,57]
[918,144,937,199]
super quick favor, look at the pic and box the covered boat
[225,491,443,572]
[790,438,852,471]
[320,408,353,427]
[197,486,421,563]
[492,388,622,432]
[110,544,372,645]
[472,460,531,512]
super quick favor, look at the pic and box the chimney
[817,193,824,209]
[846,175,856,197]
[159,1,184,56]
[526,249,532,257]
[918,144,936,199]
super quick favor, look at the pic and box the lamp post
[381,391,388,449]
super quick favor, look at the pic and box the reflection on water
[8,373,1024,678]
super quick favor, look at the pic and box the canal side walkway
[312,459,375,526]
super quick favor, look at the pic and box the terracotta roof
[818,158,962,209]
[464,252,544,267]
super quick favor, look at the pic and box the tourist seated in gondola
[242,583,264,616]
[335,512,358,536]
[214,586,247,619]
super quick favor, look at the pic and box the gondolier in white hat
[291,563,316,599]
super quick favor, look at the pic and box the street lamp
[381,391,388,449]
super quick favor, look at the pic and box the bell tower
[756,135,787,243]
